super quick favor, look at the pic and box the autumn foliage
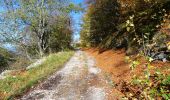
[81,0,170,55]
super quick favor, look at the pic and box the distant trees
[80,8,91,47]
[80,0,170,55]
[49,15,73,52]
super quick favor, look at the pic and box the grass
[0,51,74,100]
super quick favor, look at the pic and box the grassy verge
[0,51,74,100]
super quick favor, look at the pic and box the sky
[71,0,84,42]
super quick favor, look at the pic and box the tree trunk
[37,0,49,57]
[126,34,138,55]
[38,41,44,57]
[25,49,32,61]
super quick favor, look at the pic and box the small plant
[130,61,140,71]
[124,52,170,99]
[132,68,169,99]
[125,56,140,71]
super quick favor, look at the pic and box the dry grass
[0,51,74,100]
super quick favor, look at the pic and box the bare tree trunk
[37,0,48,57]
[25,49,32,61]
[20,44,33,61]
[38,41,44,57]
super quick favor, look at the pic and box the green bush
[0,47,14,71]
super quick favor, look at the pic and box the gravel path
[21,51,110,100]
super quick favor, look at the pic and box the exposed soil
[84,48,170,97]
[83,48,131,83]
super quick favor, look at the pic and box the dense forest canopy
[81,0,170,56]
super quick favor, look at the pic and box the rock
[0,56,47,80]
[151,51,170,62]
[163,58,167,62]
[126,47,138,56]
[0,70,13,80]
[88,67,101,75]
[26,58,46,70]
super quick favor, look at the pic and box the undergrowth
[123,55,170,100]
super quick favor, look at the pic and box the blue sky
[71,0,84,41]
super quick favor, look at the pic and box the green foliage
[126,56,140,71]
[66,3,84,13]
[0,47,14,71]
[130,61,140,70]
[49,15,73,52]
[123,50,170,99]
[80,9,91,47]
[126,54,170,99]
[129,69,170,99]
[0,0,77,57]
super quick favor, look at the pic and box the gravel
[21,51,107,100]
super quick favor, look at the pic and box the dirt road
[21,51,113,100]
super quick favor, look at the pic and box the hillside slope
[84,48,170,99]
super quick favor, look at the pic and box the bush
[0,47,14,72]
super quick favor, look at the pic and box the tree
[80,8,91,47]
[0,0,74,57]
[89,0,120,48]
[49,15,73,52]
[80,0,170,55]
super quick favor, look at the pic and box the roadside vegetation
[81,0,170,99]
[0,0,80,99]
[124,54,170,99]
[0,51,74,100]
[0,47,14,72]
[0,0,81,71]
[0,0,81,72]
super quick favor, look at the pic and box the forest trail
[21,51,114,100]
